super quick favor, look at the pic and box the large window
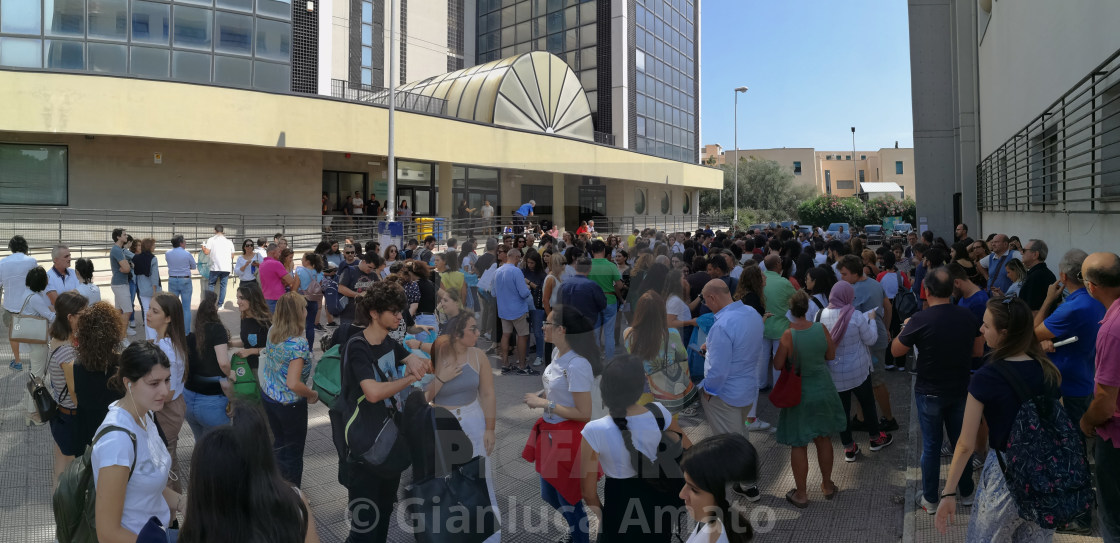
[632,0,699,163]
[0,143,68,205]
[895,160,904,174]
[793,161,801,174]
[0,0,292,92]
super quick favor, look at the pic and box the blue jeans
[167,277,193,331]
[304,300,319,348]
[1097,436,1120,542]
[266,298,278,313]
[128,277,137,322]
[529,308,545,360]
[540,477,589,543]
[183,389,230,438]
[208,271,231,307]
[597,303,618,359]
[915,393,974,503]
[261,395,308,487]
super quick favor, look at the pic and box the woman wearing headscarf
[815,281,891,462]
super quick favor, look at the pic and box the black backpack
[892,270,919,321]
[614,403,686,498]
[992,361,1094,530]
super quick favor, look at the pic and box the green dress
[775,323,847,447]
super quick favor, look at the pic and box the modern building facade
[0,0,718,234]
[907,0,1120,260]
[704,145,915,199]
[476,0,700,163]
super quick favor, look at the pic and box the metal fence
[329,79,447,116]
[977,47,1120,214]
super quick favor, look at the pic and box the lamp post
[851,126,857,192]
[733,86,748,227]
[387,0,397,221]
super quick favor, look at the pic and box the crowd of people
[0,215,1118,543]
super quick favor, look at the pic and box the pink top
[259,257,288,301]
[1095,297,1120,445]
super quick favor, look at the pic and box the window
[845,155,851,160]
[826,155,833,160]
[0,143,68,205]
[793,161,802,174]
[838,180,854,190]
[860,154,866,160]
[895,161,904,174]
[859,170,865,183]
[825,170,831,194]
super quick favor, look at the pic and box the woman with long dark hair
[179,402,319,543]
[580,354,691,542]
[231,285,271,371]
[680,433,759,543]
[46,291,87,483]
[184,290,232,438]
[147,291,190,492]
[404,260,439,333]
[133,238,161,338]
[522,249,548,366]
[522,304,603,543]
[733,264,766,317]
[804,265,837,322]
[935,297,1065,539]
[623,291,692,414]
[93,342,181,542]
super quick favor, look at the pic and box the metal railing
[594,131,616,146]
[329,79,447,116]
[977,47,1120,214]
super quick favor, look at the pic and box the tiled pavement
[0,284,1104,542]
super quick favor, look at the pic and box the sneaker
[533,357,543,366]
[870,433,894,451]
[9,360,22,371]
[971,454,984,471]
[315,324,326,332]
[500,365,514,374]
[747,418,773,432]
[742,485,762,502]
[326,322,338,327]
[960,492,974,507]
[127,327,137,336]
[917,494,937,514]
[941,442,953,457]
[884,363,897,371]
[518,367,540,376]
[844,444,860,462]
[879,417,900,432]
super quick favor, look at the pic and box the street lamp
[851,126,857,193]
[387,0,398,221]
[733,86,748,226]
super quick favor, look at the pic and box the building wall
[815,152,869,197]
[406,0,451,82]
[331,0,351,81]
[724,148,817,192]
[977,0,1120,156]
[877,147,916,199]
[701,144,724,165]
[0,132,322,215]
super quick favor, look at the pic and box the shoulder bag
[770,332,802,408]
[343,339,412,478]
[12,295,49,344]
[28,345,62,422]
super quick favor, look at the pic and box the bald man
[1080,251,1120,540]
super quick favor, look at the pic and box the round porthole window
[661,191,671,214]
[682,193,691,214]
[634,189,646,214]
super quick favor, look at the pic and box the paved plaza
[0,281,1103,542]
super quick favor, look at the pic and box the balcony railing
[977,47,1120,214]
[329,79,447,116]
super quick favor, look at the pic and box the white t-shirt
[729,265,743,280]
[76,282,101,306]
[156,337,186,399]
[581,402,672,479]
[235,255,259,281]
[686,519,730,543]
[666,295,691,324]
[543,349,594,424]
[480,205,494,219]
[815,252,828,266]
[203,234,235,273]
[352,197,364,214]
[92,403,171,536]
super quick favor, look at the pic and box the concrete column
[552,173,566,232]
[437,162,455,239]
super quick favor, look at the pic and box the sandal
[822,482,839,501]
[785,489,809,509]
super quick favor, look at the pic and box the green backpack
[313,344,343,410]
[230,354,261,403]
[54,426,136,543]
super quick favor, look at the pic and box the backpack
[297,268,324,303]
[321,274,344,317]
[992,361,1094,531]
[614,402,686,499]
[313,344,343,410]
[54,426,137,543]
[892,270,919,322]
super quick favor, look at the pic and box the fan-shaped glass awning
[396,51,594,142]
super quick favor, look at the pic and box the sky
[698,0,914,152]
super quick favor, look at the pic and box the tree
[699,157,815,222]
[797,195,866,227]
[864,196,917,226]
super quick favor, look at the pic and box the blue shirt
[701,301,763,407]
[493,263,532,320]
[558,275,607,325]
[986,250,1020,294]
[1043,288,1106,397]
[164,247,197,277]
[514,203,533,217]
[957,289,989,324]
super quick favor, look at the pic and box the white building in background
[908,0,1120,259]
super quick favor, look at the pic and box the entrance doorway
[578,184,606,232]
[323,171,368,215]
[397,187,433,216]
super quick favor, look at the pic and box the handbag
[228,355,261,403]
[770,334,802,409]
[343,353,411,478]
[12,295,50,344]
[405,410,499,543]
[27,346,60,422]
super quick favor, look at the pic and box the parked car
[893,222,913,236]
[864,224,884,245]
[779,220,797,230]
